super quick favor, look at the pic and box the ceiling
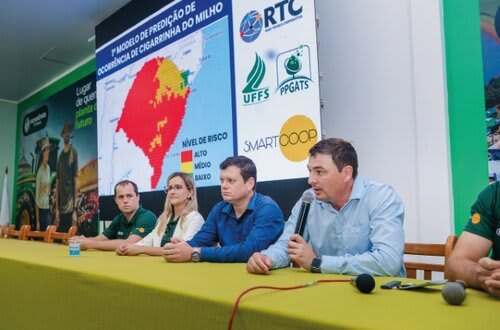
[0,0,132,103]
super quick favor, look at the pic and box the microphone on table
[351,273,376,293]
[291,191,314,268]
[441,281,466,305]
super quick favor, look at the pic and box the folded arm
[79,234,143,251]
[446,231,500,295]
[195,203,284,263]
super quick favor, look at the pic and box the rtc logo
[276,45,313,96]
[239,10,263,43]
[279,115,317,162]
[239,0,303,42]
[262,0,303,32]
[242,53,270,105]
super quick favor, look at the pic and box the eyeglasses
[164,184,184,193]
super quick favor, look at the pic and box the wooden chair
[25,226,55,242]
[404,234,458,280]
[6,224,31,240]
[46,225,77,245]
[1,224,8,238]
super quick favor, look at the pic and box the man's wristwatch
[310,256,322,273]
[191,247,201,262]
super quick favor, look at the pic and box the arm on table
[116,244,164,256]
[200,202,284,262]
[78,234,143,251]
[446,231,500,296]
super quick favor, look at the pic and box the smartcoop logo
[242,115,317,163]
[279,115,317,162]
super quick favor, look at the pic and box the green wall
[443,0,489,233]
[0,100,18,220]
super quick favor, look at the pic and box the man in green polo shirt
[75,180,156,251]
[447,182,500,297]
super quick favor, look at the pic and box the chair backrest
[46,225,77,245]
[6,224,31,240]
[1,224,8,238]
[404,234,458,280]
[26,226,55,242]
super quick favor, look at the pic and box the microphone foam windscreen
[441,282,466,305]
[302,191,314,203]
[356,273,375,293]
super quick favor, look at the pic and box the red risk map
[116,57,190,188]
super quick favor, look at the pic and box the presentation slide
[96,0,320,197]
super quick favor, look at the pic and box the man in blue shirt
[247,138,405,276]
[163,156,285,263]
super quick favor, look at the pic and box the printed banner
[233,0,321,181]
[481,1,500,181]
[15,73,98,236]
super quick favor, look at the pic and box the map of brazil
[97,17,234,195]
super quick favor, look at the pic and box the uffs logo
[276,45,313,96]
[242,53,270,105]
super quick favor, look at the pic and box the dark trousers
[58,212,73,233]
[39,208,51,231]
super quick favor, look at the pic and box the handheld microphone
[441,281,466,305]
[294,191,314,236]
[351,273,376,293]
[291,192,314,268]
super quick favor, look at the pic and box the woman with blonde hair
[116,172,203,256]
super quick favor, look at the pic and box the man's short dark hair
[220,156,257,189]
[114,180,139,196]
[309,138,358,179]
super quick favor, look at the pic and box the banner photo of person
[480,0,500,181]
[15,73,98,237]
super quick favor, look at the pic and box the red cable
[228,279,351,330]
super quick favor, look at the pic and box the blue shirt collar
[316,176,366,210]
[349,176,366,201]
[221,191,258,215]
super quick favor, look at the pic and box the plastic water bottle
[69,240,80,257]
